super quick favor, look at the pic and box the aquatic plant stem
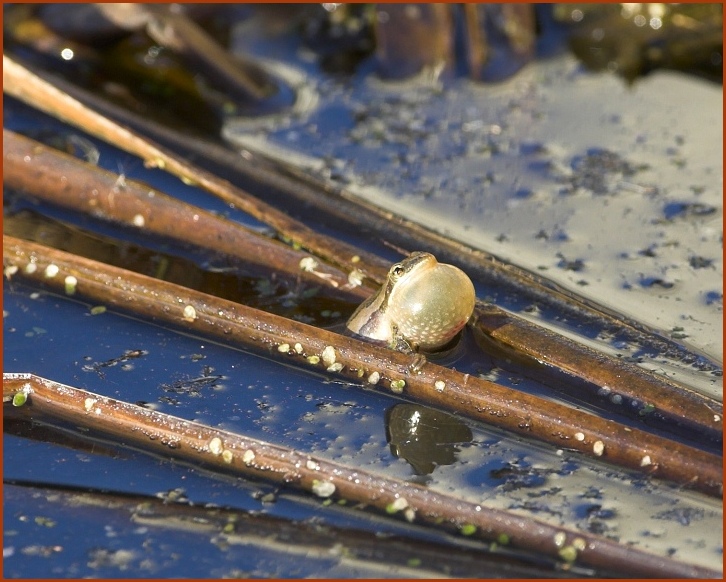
[4,236,721,498]
[3,122,719,443]
[2,54,388,281]
[6,50,720,379]
[474,303,722,442]
[2,129,369,302]
[4,54,721,446]
[3,373,720,578]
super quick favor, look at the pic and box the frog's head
[347,252,476,352]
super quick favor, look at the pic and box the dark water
[3,4,722,577]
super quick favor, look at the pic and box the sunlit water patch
[4,282,722,571]
[224,38,723,379]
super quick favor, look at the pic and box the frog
[346,251,476,352]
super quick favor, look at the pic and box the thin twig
[3,373,719,578]
[3,129,369,303]
[3,125,721,444]
[4,54,720,444]
[2,54,388,281]
[4,118,721,448]
[4,236,721,498]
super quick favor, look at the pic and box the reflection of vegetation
[4,482,573,578]
[12,372,699,578]
[99,36,226,133]
[385,404,472,475]
[2,6,722,578]
[3,4,287,135]
[559,3,723,83]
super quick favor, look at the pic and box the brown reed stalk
[2,129,369,303]
[2,54,390,281]
[4,236,721,498]
[3,373,719,578]
[4,54,721,446]
[474,303,723,442]
[6,49,716,377]
[4,74,723,448]
[3,123,720,443]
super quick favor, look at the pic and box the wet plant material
[559,3,723,83]
[2,204,354,327]
[4,374,720,579]
[5,235,721,501]
[5,58,721,447]
[4,60,724,576]
[3,7,723,578]
[6,42,718,379]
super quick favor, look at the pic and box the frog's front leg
[388,325,428,373]
[388,324,415,353]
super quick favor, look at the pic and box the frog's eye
[390,263,406,280]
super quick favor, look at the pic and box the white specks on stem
[312,479,336,498]
[299,257,318,272]
[64,275,78,295]
[182,305,197,322]
[322,346,336,367]
[208,437,223,456]
[347,268,365,287]
[299,256,338,287]
[390,379,405,394]
[242,450,256,465]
